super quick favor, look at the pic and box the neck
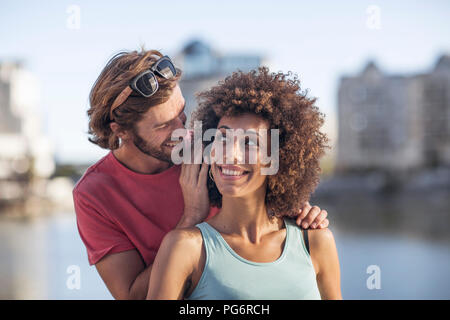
[215,184,282,243]
[113,143,171,175]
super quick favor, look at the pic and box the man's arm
[94,210,204,300]
[95,249,150,300]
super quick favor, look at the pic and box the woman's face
[210,113,271,200]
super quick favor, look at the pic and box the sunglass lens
[136,72,157,96]
[154,59,177,79]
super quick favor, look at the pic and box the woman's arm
[309,228,342,300]
[146,228,202,299]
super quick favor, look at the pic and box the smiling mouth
[217,165,250,177]
[163,141,179,148]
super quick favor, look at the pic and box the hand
[179,157,210,227]
[295,201,329,229]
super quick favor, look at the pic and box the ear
[110,122,131,141]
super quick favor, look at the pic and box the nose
[224,136,245,164]
[174,111,187,129]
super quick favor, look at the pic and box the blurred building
[174,40,263,121]
[0,62,54,202]
[336,55,450,173]
[421,55,450,166]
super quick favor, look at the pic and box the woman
[146,67,342,300]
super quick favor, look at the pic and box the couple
[73,49,340,300]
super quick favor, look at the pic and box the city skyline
[337,54,450,173]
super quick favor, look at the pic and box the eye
[156,123,168,130]
[245,137,258,147]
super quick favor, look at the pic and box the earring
[209,168,214,182]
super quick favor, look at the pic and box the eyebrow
[154,102,186,127]
[217,125,261,138]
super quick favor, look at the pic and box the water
[333,228,450,299]
[0,213,112,299]
[0,213,449,299]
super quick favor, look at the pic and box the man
[73,49,329,300]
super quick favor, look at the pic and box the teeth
[222,168,244,176]
[164,142,178,147]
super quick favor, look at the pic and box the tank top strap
[283,217,311,258]
[194,221,228,256]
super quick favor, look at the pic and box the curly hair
[87,49,181,150]
[191,67,331,218]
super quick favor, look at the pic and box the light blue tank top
[186,217,321,300]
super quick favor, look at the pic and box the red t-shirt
[73,151,218,266]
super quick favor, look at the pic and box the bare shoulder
[307,227,336,247]
[161,227,203,252]
[149,226,205,299]
[307,228,337,259]
[306,228,339,276]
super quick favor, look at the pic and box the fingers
[295,201,329,229]
[180,163,186,184]
[184,163,201,186]
[310,209,328,229]
[318,218,329,229]
[195,144,204,163]
[180,159,207,189]
[296,213,303,226]
[180,162,185,176]
[297,201,312,221]
[198,162,209,188]
[300,205,321,229]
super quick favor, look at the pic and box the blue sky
[1,0,449,163]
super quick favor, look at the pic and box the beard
[131,127,173,164]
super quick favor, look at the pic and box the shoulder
[286,217,334,245]
[307,228,335,246]
[156,227,204,276]
[307,228,339,274]
[307,228,336,255]
[73,153,115,197]
[160,227,203,253]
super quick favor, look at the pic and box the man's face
[130,84,187,163]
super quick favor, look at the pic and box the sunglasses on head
[109,55,177,121]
